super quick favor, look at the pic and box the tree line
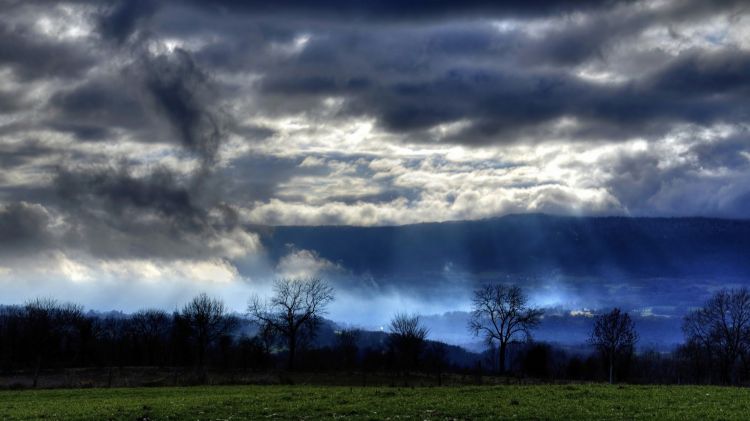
[1,279,750,386]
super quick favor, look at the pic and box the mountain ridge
[251,212,750,230]
[254,213,750,279]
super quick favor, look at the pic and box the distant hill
[238,316,483,368]
[256,214,750,279]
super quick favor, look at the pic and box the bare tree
[469,284,543,374]
[683,288,750,384]
[247,278,334,370]
[388,313,429,372]
[335,328,360,372]
[589,308,638,384]
[131,309,171,366]
[23,298,83,387]
[181,293,236,368]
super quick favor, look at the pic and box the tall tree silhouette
[388,313,429,372]
[23,298,83,387]
[181,293,236,368]
[683,288,750,384]
[589,308,638,384]
[247,278,334,370]
[469,284,542,373]
[131,309,171,366]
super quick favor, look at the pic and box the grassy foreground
[2,384,750,420]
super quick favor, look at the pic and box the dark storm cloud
[137,48,225,165]
[0,90,26,114]
[44,46,227,156]
[0,202,55,255]
[0,2,241,260]
[647,49,750,95]
[0,140,55,169]
[184,0,629,21]
[56,167,203,223]
[660,0,749,22]
[153,0,745,146]
[0,21,95,81]
[691,133,750,170]
[122,0,745,27]
[156,3,617,75]
[49,79,148,131]
[257,46,750,144]
[0,0,703,150]
[98,0,160,44]
[0,2,227,159]
[0,163,260,262]
[46,123,112,142]
[51,166,252,259]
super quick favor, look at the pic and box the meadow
[2,384,750,420]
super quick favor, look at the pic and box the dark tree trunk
[499,342,507,374]
[148,340,156,367]
[32,354,41,388]
[198,340,205,369]
[720,355,733,385]
[287,334,296,370]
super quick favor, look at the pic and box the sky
[1,0,749,345]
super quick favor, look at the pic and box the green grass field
[2,384,749,420]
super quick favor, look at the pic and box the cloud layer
[0,0,749,335]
